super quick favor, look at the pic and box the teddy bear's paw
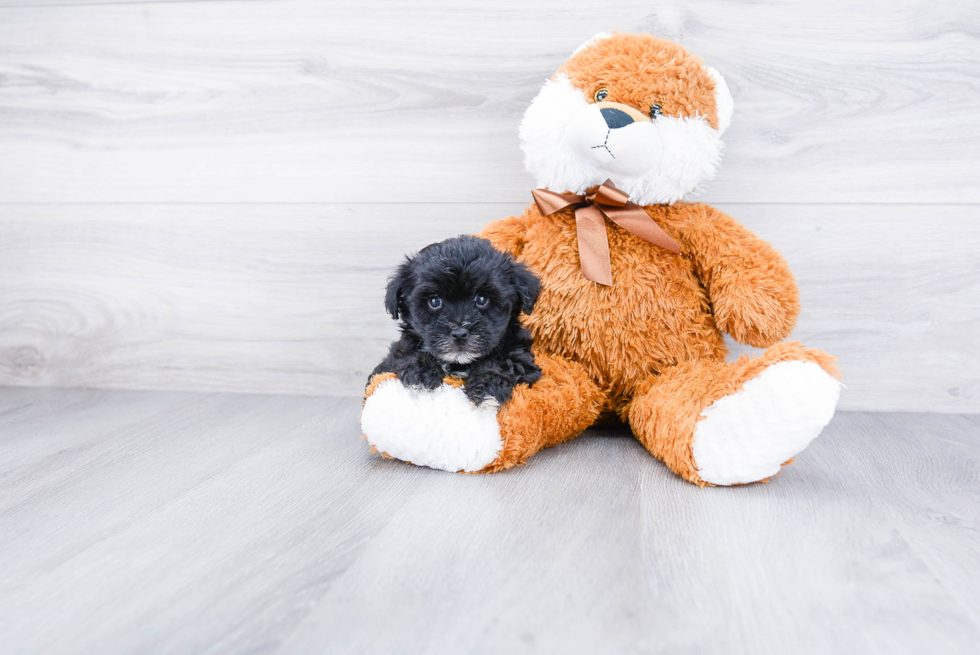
[360,377,503,473]
[692,361,842,485]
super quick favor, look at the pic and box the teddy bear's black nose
[600,107,634,129]
[450,328,469,342]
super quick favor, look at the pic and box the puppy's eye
[594,88,609,102]
[649,104,663,119]
[428,297,443,310]
[474,294,489,308]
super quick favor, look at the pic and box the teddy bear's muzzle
[565,104,662,174]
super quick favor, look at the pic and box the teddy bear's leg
[627,342,842,486]
[478,352,605,472]
[361,353,604,473]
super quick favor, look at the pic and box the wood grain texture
[1,388,978,654]
[1,203,977,412]
[0,0,978,203]
[0,1,977,411]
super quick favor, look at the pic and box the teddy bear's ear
[384,258,415,320]
[570,31,611,57]
[511,261,541,316]
[705,66,734,135]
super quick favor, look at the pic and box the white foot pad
[692,361,842,485]
[360,379,503,473]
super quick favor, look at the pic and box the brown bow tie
[531,180,682,286]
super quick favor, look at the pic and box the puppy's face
[520,32,734,205]
[385,236,539,364]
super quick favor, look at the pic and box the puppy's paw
[463,376,515,407]
[508,348,542,387]
[516,364,542,387]
[397,360,445,391]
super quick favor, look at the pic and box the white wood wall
[1,0,978,412]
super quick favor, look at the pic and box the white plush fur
[360,379,503,473]
[520,74,726,205]
[692,362,842,486]
[570,32,611,57]
[705,66,734,136]
[521,33,735,205]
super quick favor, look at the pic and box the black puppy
[371,235,542,405]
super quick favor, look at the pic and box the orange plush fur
[475,199,838,484]
[562,35,722,129]
[365,33,839,485]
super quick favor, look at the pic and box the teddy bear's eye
[474,294,489,308]
[649,104,663,119]
[428,297,443,310]
[594,88,609,102]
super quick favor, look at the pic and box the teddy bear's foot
[361,375,503,473]
[628,341,842,486]
[692,360,841,485]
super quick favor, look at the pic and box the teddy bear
[360,31,842,486]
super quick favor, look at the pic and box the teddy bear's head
[520,32,734,205]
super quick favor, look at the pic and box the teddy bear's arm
[477,210,532,258]
[680,204,801,348]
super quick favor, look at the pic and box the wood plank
[1,202,977,412]
[0,0,977,203]
[0,202,499,397]
[816,412,980,631]
[283,411,980,654]
[0,387,203,499]
[282,424,654,654]
[0,1,191,5]
[6,388,976,653]
[625,411,980,654]
[0,391,429,653]
[720,203,980,413]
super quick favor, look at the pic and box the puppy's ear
[384,258,415,320]
[511,261,540,315]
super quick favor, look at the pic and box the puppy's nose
[450,328,469,342]
[600,107,634,129]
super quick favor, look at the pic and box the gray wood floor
[1,388,978,654]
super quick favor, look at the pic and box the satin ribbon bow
[531,180,682,286]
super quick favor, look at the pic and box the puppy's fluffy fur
[371,235,542,405]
